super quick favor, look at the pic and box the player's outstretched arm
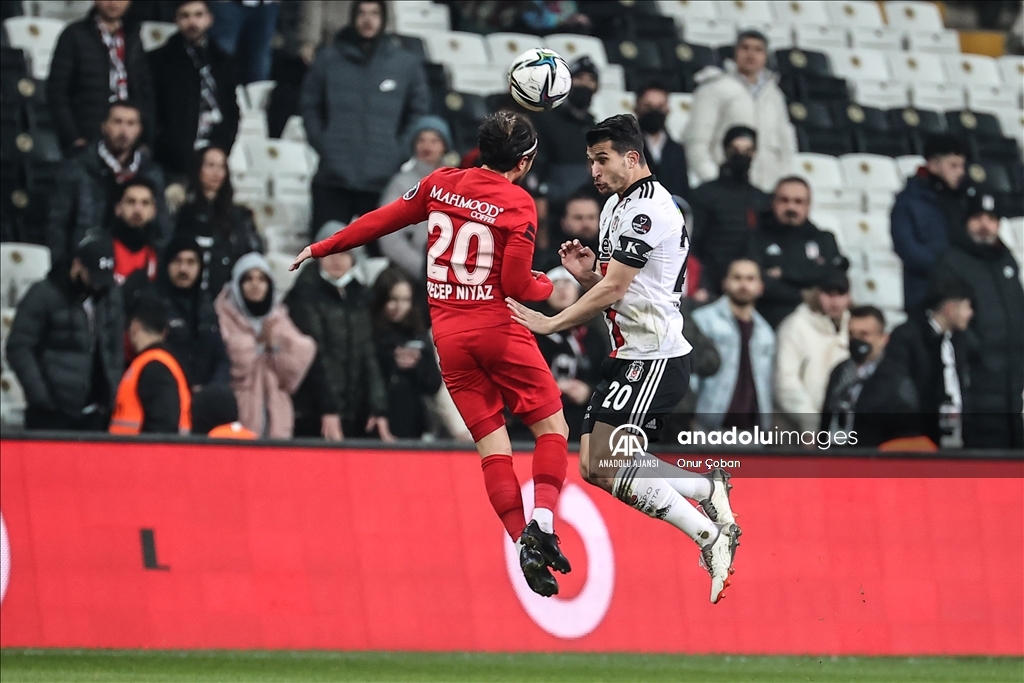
[508,259,639,334]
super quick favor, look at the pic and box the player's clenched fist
[559,239,595,278]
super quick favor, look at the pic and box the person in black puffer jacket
[175,146,264,296]
[933,193,1024,449]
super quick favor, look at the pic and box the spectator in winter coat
[933,193,1024,449]
[214,252,342,439]
[108,178,160,304]
[690,126,771,297]
[684,30,795,193]
[46,100,171,263]
[300,0,430,235]
[377,116,455,281]
[634,82,690,202]
[175,146,264,295]
[47,1,155,153]
[148,0,241,178]
[6,238,124,430]
[370,268,443,439]
[534,191,601,273]
[891,134,970,312]
[691,259,775,432]
[747,176,847,328]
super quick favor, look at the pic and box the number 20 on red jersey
[426,210,497,301]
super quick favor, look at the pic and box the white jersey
[596,176,692,360]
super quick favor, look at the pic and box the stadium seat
[887,52,947,84]
[3,16,65,80]
[848,27,903,52]
[841,213,894,253]
[22,0,92,21]
[545,34,610,69]
[486,33,539,65]
[249,199,311,238]
[943,54,1002,87]
[392,3,450,38]
[889,106,947,157]
[945,109,1008,143]
[437,91,488,155]
[863,188,898,214]
[1000,216,1023,256]
[825,1,884,28]
[240,80,276,115]
[628,12,679,40]
[827,47,892,83]
[850,257,903,309]
[842,103,912,157]
[883,1,945,32]
[424,31,489,66]
[896,154,925,178]
[230,173,267,204]
[0,241,50,307]
[279,115,306,144]
[716,0,775,26]
[997,56,1024,100]
[660,41,718,93]
[840,154,902,191]
[0,370,26,427]
[775,48,849,103]
[965,85,1019,116]
[993,109,1024,154]
[905,29,960,54]
[815,188,863,214]
[791,101,854,156]
[792,152,845,188]
[140,21,176,52]
[792,24,849,53]
[601,63,627,92]
[910,83,966,112]
[771,0,830,25]
[449,63,505,97]
[243,140,311,182]
[591,90,636,123]
[1,305,14,359]
[851,79,909,109]
[666,93,693,139]
[680,17,737,47]
[656,0,720,24]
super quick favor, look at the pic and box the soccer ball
[508,48,572,112]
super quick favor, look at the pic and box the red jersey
[312,167,552,339]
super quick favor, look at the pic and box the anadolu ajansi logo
[608,423,648,459]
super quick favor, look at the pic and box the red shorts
[434,324,563,441]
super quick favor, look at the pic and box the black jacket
[886,312,973,446]
[645,134,691,204]
[47,10,155,151]
[748,213,847,328]
[934,237,1024,415]
[6,264,124,417]
[820,355,920,447]
[46,145,171,263]
[530,103,596,205]
[175,195,264,296]
[133,342,186,434]
[148,32,241,177]
[690,168,771,295]
[374,326,443,439]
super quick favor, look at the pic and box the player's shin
[531,433,568,533]
[639,454,713,501]
[612,462,719,546]
[481,454,527,541]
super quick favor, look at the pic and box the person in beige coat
[773,275,851,432]
[683,30,796,193]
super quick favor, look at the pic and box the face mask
[725,153,752,180]
[849,338,873,365]
[567,86,593,110]
[637,110,666,134]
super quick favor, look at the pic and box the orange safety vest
[208,422,258,440]
[109,347,192,435]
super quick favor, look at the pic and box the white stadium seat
[0,242,50,308]
[965,85,1020,116]
[449,63,506,96]
[841,213,894,253]
[849,26,903,52]
[849,259,903,310]
[544,34,610,69]
[752,23,794,50]
[888,51,948,84]
[250,199,311,239]
[792,153,844,189]
[392,3,450,38]
[486,33,541,65]
[23,0,91,21]
[997,55,1024,100]
[884,1,945,32]
[240,80,276,115]
[231,173,267,204]
[771,0,830,26]
[667,93,693,140]
[601,63,627,93]
[808,210,847,251]
[864,189,898,214]
[680,17,737,47]
[994,109,1024,153]
[244,140,311,182]
[591,90,636,123]
[910,82,966,112]
[999,217,1023,258]
[1,307,14,371]
[716,0,775,26]
[792,24,849,52]
[944,54,1003,87]
[896,155,925,178]
[657,0,720,25]
[140,21,177,52]
[424,31,489,66]
[905,29,960,54]
[840,154,902,191]
[851,79,910,109]
[825,1,884,28]
[280,115,307,144]
[0,371,26,428]
[814,188,863,215]
[3,16,65,79]
[827,47,892,83]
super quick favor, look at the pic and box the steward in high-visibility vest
[110,297,191,435]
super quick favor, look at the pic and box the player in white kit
[508,115,741,603]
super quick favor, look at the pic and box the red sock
[532,433,568,513]
[481,454,526,541]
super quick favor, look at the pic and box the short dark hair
[350,0,387,28]
[736,30,768,47]
[773,175,811,195]
[849,305,886,330]
[116,177,157,203]
[478,111,538,172]
[174,0,210,13]
[923,134,967,160]
[128,296,169,335]
[635,81,670,101]
[106,99,141,120]
[926,275,974,311]
[725,257,761,278]
[586,114,646,164]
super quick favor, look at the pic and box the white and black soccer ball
[508,48,572,112]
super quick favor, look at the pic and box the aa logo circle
[609,423,648,458]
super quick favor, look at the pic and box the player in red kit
[291,112,571,597]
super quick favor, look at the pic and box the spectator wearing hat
[748,176,848,328]
[300,0,430,236]
[886,276,975,448]
[376,116,454,281]
[933,193,1024,448]
[684,30,795,193]
[284,222,392,441]
[7,238,124,431]
[891,134,971,313]
[110,296,192,435]
[774,272,851,432]
[148,0,241,179]
[690,126,771,298]
[634,82,690,202]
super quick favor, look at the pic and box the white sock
[613,465,718,546]
[532,507,554,534]
[646,454,712,501]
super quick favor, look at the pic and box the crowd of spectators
[2,0,1022,451]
